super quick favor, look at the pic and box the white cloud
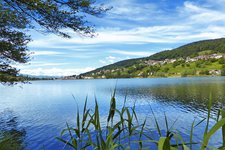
[106,0,159,21]
[27,26,186,47]
[28,23,225,49]
[20,67,95,76]
[20,62,69,68]
[181,1,225,24]
[31,51,64,56]
[26,0,225,49]
[99,56,118,65]
[110,49,154,57]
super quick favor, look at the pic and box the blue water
[0,77,225,149]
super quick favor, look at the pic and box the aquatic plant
[0,110,26,150]
[57,93,225,150]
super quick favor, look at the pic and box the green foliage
[57,93,145,149]
[57,94,225,150]
[1,0,109,38]
[219,58,225,64]
[149,65,160,72]
[172,60,185,68]
[181,69,196,77]
[172,61,179,68]
[82,58,225,79]
[209,58,217,63]
[221,65,225,76]
[199,70,210,75]
[204,61,212,65]
[0,111,26,150]
[163,67,169,73]
[149,38,225,60]
[0,0,108,84]
[142,71,148,78]
[0,3,30,84]
[154,72,166,77]
[195,61,204,68]
[135,64,146,70]
[0,130,26,150]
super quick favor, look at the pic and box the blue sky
[16,0,225,76]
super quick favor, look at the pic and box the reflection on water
[0,77,225,149]
[117,77,225,114]
[0,109,26,150]
[150,83,225,114]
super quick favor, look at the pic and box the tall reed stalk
[57,93,225,150]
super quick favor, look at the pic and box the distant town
[62,53,225,80]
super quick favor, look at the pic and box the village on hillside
[145,54,225,65]
[62,53,225,80]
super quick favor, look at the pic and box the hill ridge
[73,38,225,79]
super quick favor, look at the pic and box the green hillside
[78,38,225,79]
[149,38,225,60]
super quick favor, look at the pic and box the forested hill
[78,38,225,78]
[149,38,225,60]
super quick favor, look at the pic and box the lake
[0,77,225,149]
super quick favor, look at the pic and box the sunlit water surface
[1,77,225,149]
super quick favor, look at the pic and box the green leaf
[221,109,225,147]
[158,137,170,150]
[201,118,225,150]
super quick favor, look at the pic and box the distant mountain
[78,38,225,78]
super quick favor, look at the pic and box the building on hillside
[84,76,94,79]
[159,61,165,65]
[215,55,223,59]
[209,70,221,75]
[169,59,176,63]
[186,57,197,62]
[210,54,223,59]
[178,58,185,61]
[145,60,159,65]
[196,55,209,60]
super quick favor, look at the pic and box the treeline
[81,58,143,76]
[148,38,225,60]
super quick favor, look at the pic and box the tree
[219,58,225,64]
[221,65,225,76]
[0,0,108,84]
[163,67,169,72]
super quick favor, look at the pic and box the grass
[86,58,225,79]
[0,130,26,150]
[57,92,225,150]
[0,110,26,150]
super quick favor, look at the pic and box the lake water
[0,77,225,149]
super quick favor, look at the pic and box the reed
[57,93,225,150]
